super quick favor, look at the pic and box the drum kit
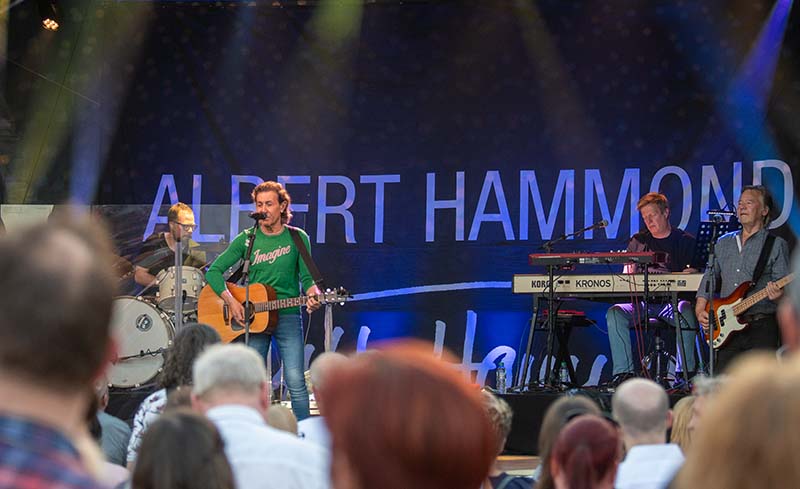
[107,239,215,388]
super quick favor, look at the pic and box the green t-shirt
[206,225,315,314]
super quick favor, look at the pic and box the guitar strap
[750,233,776,287]
[288,227,324,288]
[288,226,333,352]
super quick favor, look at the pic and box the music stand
[695,218,737,269]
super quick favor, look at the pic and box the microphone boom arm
[542,220,608,251]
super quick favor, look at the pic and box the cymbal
[197,240,230,253]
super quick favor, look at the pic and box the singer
[205,180,321,420]
[604,192,701,388]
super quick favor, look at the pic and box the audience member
[481,391,533,489]
[534,395,602,489]
[673,354,800,488]
[84,391,130,488]
[297,351,349,449]
[686,375,726,435]
[778,250,800,353]
[320,341,495,489]
[126,323,220,468]
[163,385,193,412]
[612,379,683,489]
[549,415,621,489]
[96,375,132,466]
[132,409,235,489]
[0,218,117,489]
[192,344,329,489]
[669,396,694,453]
[266,405,298,435]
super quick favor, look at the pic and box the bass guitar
[198,283,351,343]
[705,273,793,349]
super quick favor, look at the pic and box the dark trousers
[715,314,780,373]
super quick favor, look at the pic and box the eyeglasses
[171,221,197,231]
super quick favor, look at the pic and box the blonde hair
[673,354,800,489]
[265,404,298,435]
[637,192,669,212]
[669,395,694,453]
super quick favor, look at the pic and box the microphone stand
[538,221,607,389]
[705,215,723,377]
[242,222,259,346]
[173,231,184,332]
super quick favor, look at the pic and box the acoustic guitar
[198,283,351,343]
[704,273,793,349]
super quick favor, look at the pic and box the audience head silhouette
[320,341,495,489]
[550,414,621,489]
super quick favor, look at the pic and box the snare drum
[108,297,175,388]
[156,266,206,312]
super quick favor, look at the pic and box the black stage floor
[500,390,688,455]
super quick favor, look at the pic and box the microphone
[707,209,737,217]
[249,212,267,221]
[594,219,609,229]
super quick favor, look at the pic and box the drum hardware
[116,346,171,362]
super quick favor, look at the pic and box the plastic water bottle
[559,361,570,386]
[496,362,507,394]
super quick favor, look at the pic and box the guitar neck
[254,296,309,313]
[732,273,794,315]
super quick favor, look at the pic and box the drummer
[133,203,206,288]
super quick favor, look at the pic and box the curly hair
[251,181,292,224]
[157,323,220,390]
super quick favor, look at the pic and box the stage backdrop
[3,0,800,388]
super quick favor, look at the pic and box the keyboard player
[605,192,701,388]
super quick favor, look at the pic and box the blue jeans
[236,313,310,420]
[606,300,698,376]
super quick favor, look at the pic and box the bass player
[696,185,790,373]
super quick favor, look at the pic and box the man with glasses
[134,202,206,287]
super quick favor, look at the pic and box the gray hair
[192,344,267,397]
[309,352,348,389]
[612,378,669,436]
[692,374,727,398]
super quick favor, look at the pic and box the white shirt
[615,443,684,489]
[297,416,331,450]
[207,405,330,489]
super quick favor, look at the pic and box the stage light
[37,0,59,31]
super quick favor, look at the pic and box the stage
[500,390,688,455]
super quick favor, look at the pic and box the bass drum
[108,297,175,388]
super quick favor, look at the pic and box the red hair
[551,415,621,489]
[320,341,495,489]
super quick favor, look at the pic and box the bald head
[612,378,669,440]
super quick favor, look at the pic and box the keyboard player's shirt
[626,228,698,274]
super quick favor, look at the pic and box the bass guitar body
[705,282,750,349]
